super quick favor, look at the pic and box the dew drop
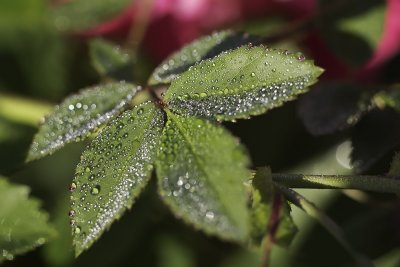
[205,211,215,220]
[69,182,77,192]
[250,72,256,77]
[296,52,306,61]
[68,210,76,217]
[117,122,125,129]
[91,185,101,195]
[74,226,81,234]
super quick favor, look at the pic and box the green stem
[0,93,52,127]
[275,183,373,267]
[272,174,400,195]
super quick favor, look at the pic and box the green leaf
[275,183,373,267]
[51,0,132,32]
[156,111,251,242]
[299,83,373,135]
[27,82,140,161]
[350,109,400,172]
[0,176,55,263]
[148,30,262,85]
[164,46,323,121]
[89,38,134,81]
[250,167,297,246]
[70,102,165,256]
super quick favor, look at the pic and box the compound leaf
[156,111,251,242]
[27,82,140,161]
[164,46,323,121]
[0,176,55,263]
[89,38,134,81]
[149,30,261,85]
[70,102,165,256]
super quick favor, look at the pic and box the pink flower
[357,0,400,81]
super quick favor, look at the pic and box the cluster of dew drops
[166,48,308,120]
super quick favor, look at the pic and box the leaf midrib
[165,109,241,235]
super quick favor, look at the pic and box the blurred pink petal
[365,0,400,69]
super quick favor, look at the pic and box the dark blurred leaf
[389,152,400,176]
[156,112,251,242]
[71,102,164,256]
[51,0,132,32]
[299,83,373,135]
[148,30,262,85]
[351,108,400,173]
[89,39,134,81]
[318,0,385,67]
[0,176,55,263]
[27,82,140,161]
[164,46,323,121]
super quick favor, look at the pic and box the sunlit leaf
[27,82,140,161]
[275,183,373,267]
[71,102,165,256]
[89,38,134,81]
[299,83,373,135]
[0,176,55,263]
[250,167,297,246]
[156,111,251,242]
[164,46,323,121]
[51,0,132,32]
[149,30,261,86]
